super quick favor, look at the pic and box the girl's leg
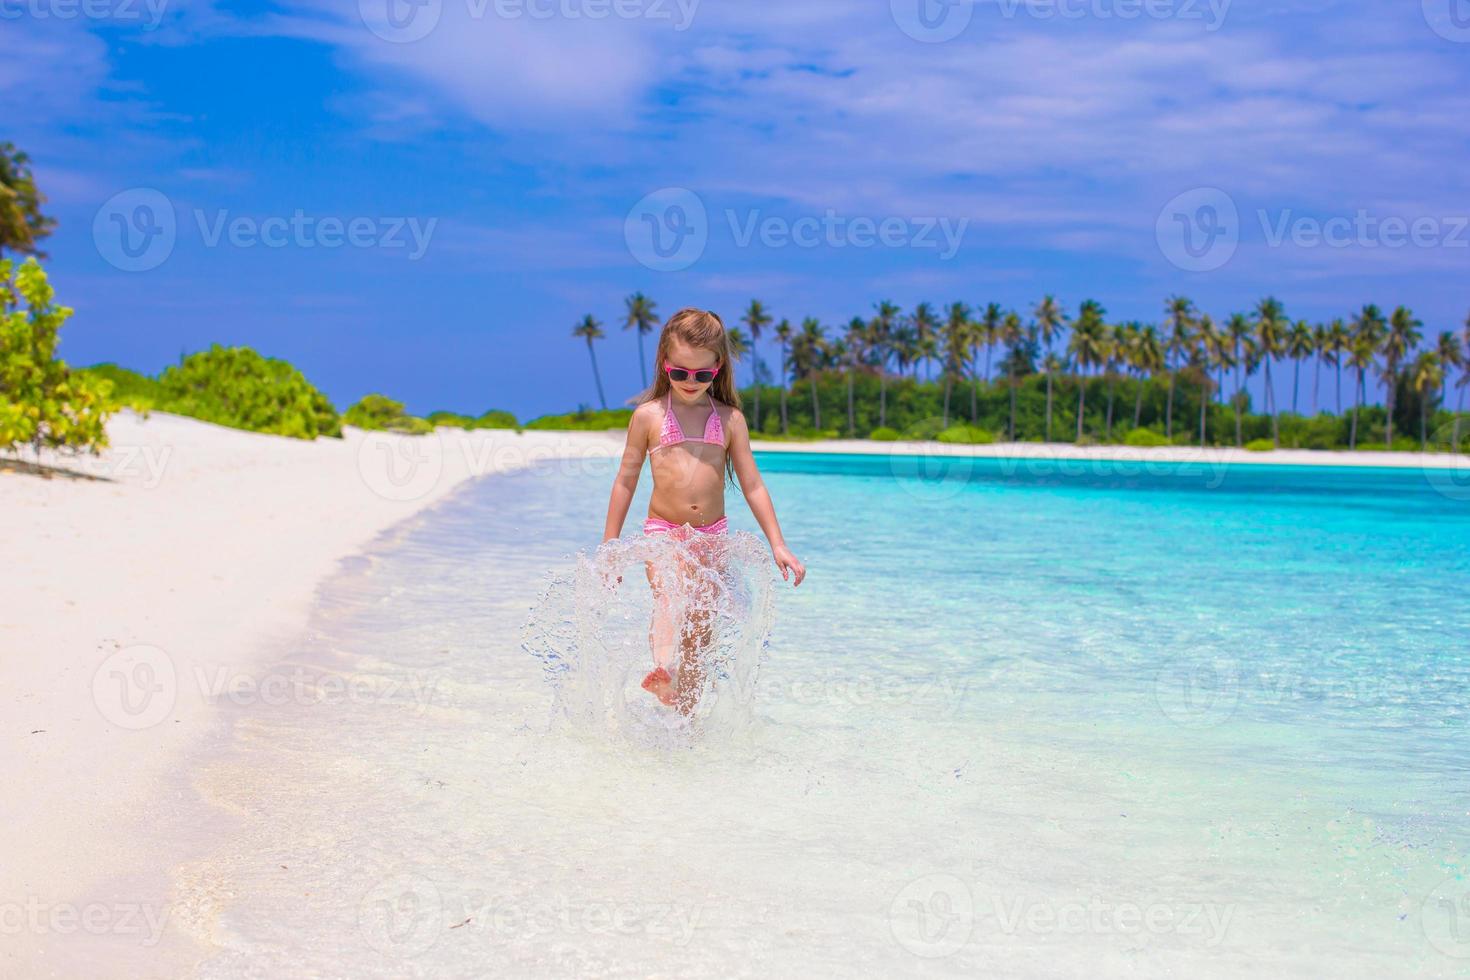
[642,558,679,706]
[672,537,724,715]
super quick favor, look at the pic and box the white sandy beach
[1,412,623,977]
[3,412,1466,977]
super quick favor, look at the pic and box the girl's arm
[603,407,648,542]
[728,410,806,586]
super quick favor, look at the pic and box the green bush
[937,424,994,445]
[1,258,112,454]
[426,409,518,430]
[345,393,406,430]
[158,345,340,439]
[1123,428,1169,447]
[78,363,162,413]
[868,426,901,441]
[343,394,433,434]
[1244,438,1276,452]
[525,408,634,431]
[903,417,947,441]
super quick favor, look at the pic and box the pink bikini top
[650,390,724,455]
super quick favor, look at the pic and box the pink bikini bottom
[643,515,728,537]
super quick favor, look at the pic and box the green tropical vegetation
[153,345,342,439]
[343,394,434,434]
[1,258,111,454]
[0,143,55,259]
[572,294,1470,452]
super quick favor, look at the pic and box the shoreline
[749,436,1470,470]
[0,412,624,976]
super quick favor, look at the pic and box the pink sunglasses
[664,361,721,384]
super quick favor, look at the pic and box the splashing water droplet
[522,531,776,747]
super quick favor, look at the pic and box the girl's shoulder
[710,398,746,430]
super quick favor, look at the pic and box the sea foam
[522,530,776,746]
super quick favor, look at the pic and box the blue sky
[5,0,1468,419]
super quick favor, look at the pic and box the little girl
[602,308,805,713]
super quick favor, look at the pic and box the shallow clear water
[178,452,1470,978]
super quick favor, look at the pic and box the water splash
[522,530,776,746]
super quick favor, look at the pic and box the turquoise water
[179,452,1470,977]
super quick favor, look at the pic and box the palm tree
[1034,295,1068,441]
[1131,324,1164,429]
[891,324,918,380]
[1211,320,1237,416]
[910,303,939,380]
[1196,315,1223,447]
[943,302,972,428]
[1069,300,1108,441]
[775,318,793,435]
[915,333,938,382]
[1287,320,1314,417]
[726,325,750,362]
[1324,319,1349,415]
[1462,312,1470,412]
[1347,305,1386,450]
[1383,306,1423,448]
[1254,297,1288,448]
[1163,296,1197,441]
[741,299,773,432]
[979,302,1002,385]
[572,314,608,410]
[844,317,866,437]
[1310,322,1328,415]
[1101,323,1124,441]
[1435,330,1463,412]
[623,292,658,386]
[872,301,899,427]
[1411,351,1443,451]
[794,317,827,430]
[1228,313,1251,447]
[999,311,1025,440]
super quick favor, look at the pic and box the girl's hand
[773,544,806,587]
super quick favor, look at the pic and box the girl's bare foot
[641,667,677,706]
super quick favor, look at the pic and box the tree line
[574,294,1470,451]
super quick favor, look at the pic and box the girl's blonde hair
[637,308,743,411]
[638,307,742,484]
